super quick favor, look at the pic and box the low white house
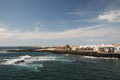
[94,47,99,51]
[71,47,77,50]
[114,46,120,53]
[71,46,79,50]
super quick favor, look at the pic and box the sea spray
[83,56,118,59]
[1,55,32,65]
[17,63,44,71]
[1,55,71,65]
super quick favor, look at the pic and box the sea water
[0,47,120,80]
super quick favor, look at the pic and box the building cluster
[71,44,120,54]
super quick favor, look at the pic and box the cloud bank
[0,24,119,42]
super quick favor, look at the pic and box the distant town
[6,44,120,59]
[55,44,120,54]
[8,44,120,54]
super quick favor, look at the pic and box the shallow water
[0,47,120,80]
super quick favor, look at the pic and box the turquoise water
[0,47,120,80]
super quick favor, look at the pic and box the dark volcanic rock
[6,48,120,59]
[14,60,25,64]
[47,50,120,59]
[7,49,37,52]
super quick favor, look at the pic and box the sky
[0,0,120,46]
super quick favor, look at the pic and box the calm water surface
[0,47,120,80]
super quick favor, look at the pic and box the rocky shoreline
[7,49,120,59]
[48,50,120,59]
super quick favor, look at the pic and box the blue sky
[0,0,120,46]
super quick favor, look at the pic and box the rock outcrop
[14,60,25,64]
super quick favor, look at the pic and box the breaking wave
[1,55,31,65]
[1,55,71,65]
[0,55,72,71]
[83,56,118,59]
[0,51,8,53]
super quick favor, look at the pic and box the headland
[7,44,120,59]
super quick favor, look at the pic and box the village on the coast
[55,44,120,54]
[7,44,120,59]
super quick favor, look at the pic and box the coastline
[7,48,120,59]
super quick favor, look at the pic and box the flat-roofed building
[114,46,120,53]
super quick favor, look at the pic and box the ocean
[0,47,120,80]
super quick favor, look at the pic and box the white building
[78,44,114,52]
[94,47,99,51]
[71,46,79,50]
[114,46,120,53]
[71,47,77,50]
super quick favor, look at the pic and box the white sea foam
[20,55,31,59]
[1,55,32,65]
[0,51,8,53]
[1,55,70,65]
[0,55,65,70]
[0,50,18,53]
[99,57,118,59]
[83,56,118,59]
[3,59,24,65]
[18,63,44,69]
[65,54,69,56]
[84,56,97,59]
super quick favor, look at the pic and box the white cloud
[66,12,88,16]
[65,10,120,23]
[0,23,119,43]
[97,10,120,22]
[16,25,120,41]
[85,39,106,42]
[0,27,19,39]
[65,11,99,16]
[69,19,99,23]
[17,25,103,39]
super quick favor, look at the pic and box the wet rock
[14,60,25,64]
[36,58,39,59]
